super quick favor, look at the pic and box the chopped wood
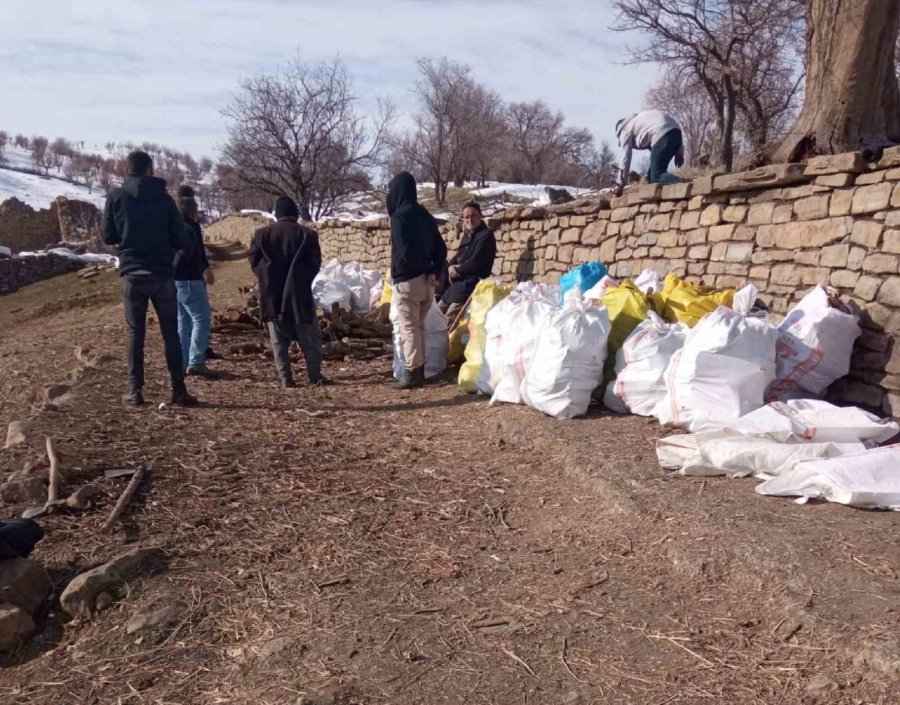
[101,467,148,532]
[45,437,60,503]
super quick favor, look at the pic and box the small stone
[42,384,72,407]
[4,421,28,450]
[125,599,186,635]
[66,484,104,510]
[805,674,840,695]
[95,592,114,612]
[0,559,52,616]
[0,603,35,652]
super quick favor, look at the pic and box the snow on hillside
[470,183,595,205]
[0,167,107,210]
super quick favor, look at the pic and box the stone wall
[311,148,900,416]
[0,254,83,295]
[0,196,102,253]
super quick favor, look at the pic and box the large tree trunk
[774,0,900,162]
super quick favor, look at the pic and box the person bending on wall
[614,109,685,196]
[438,201,496,323]
[102,150,198,407]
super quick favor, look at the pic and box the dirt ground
[1,255,900,705]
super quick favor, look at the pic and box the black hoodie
[387,172,447,284]
[102,175,190,278]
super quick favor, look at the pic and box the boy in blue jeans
[174,186,217,378]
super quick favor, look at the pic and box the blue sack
[559,261,608,296]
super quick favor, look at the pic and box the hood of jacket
[122,174,169,201]
[386,171,418,216]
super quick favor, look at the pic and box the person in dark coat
[249,196,327,387]
[439,201,496,321]
[173,187,217,378]
[102,150,197,406]
[386,171,447,390]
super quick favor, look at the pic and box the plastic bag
[313,278,353,311]
[657,432,866,478]
[521,292,611,419]
[601,281,652,368]
[390,299,449,380]
[486,282,560,404]
[755,445,900,509]
[313,259,382,312]
[633,269,665,295]
[655,285,779,432]
[658,273,735,327]
[560,262,608,297]
[458,280,512,392]
[582,276,619,302]
[603,311,688,415]
[767,286,861,401]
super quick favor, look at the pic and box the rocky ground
[1,254,899,704]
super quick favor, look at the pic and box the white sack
[731,399,898,445]
[484,282,559,403]
[521,292,611,419]
[755,445,900,509]
[767,286,860,400]
[633,269,665,295]
[314,258,382,313]
[313,278,353,311]
[582,276,619,301]
[657,432,866,478]
[603,311,687,415]
[390,298,448,380]
[655,285,778,432]
[0,245,11,258]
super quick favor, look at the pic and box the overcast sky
[1,0,658,163]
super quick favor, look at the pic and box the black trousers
[122,275,185,391]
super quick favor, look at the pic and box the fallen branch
[101,468,148,531]
[500,646,537,679]
[45,437,60,502]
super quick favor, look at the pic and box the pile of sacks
[455,263,900,509]
[312,259,384,314]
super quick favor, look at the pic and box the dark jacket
[174,219,209,281]
[102,175,190,278]
[441,223,497,304]
[249,217,322,324]
[387,172,447,284]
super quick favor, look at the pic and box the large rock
[60,547,166,619]
[0,603,35,651]
[0,558,52,615]
[804,152,865,176]
[713,164,807,192]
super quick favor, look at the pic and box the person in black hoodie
[173,186,217,378]
[102,151,197,406]
[439,201,496,320]
[387,171,447,390]
[249,196,327,388]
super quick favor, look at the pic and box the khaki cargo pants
[394,274,434,371]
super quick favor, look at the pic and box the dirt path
[1,259,899,704]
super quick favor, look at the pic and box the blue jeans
[175,280,211,367]
[648,128,683,183]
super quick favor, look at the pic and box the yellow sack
[602,280,651,364]
[448,313,469,364]
[380,271,393,305]
[458,280,512,392]
[658,273,734,327]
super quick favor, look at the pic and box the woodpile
[214,285,394,362]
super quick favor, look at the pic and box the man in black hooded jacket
[103,151,197,406]
[249,196,326,388]
[387,172,447,390]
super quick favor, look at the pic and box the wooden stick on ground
[101,468,148,531]
[45,437,60,503]
[449,289,476,333]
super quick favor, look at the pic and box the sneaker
[170,388,199,406]
[205,348,224,361]
[186,363,221,379]
[392,366,425,390]
[122,389,145,406]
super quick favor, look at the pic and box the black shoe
[186,363,220,379]
[282,378,297,388]
[122,389,145,406]
[170,387,199,406]
[205,348,223,361]
[392,366,425,390]
[309,376,333,387]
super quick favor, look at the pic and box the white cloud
[0,0,658,162]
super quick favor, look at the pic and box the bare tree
[613,0,802,171]
[49,137,72,174]
[30,136,51,173]
[502,100,594,184]
[14,134,29,149]
[776,0,900,161]
[221,56,394,221]
[646,67,717,166]
[0,131,7,166]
